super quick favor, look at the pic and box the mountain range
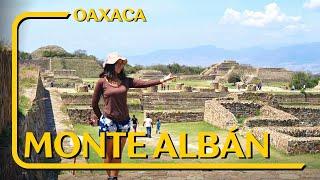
[128,42,320,73]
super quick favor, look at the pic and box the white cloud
[284,24,309,32]
[304,0,320,10]
[220,3,302,28]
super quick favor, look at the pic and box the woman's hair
[99,63,126,80]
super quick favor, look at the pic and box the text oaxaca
[73,8,147,22]
[24,129,270,159]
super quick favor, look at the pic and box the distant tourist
[156,117,161,134]
[257,81,262,90]
[143,114,153,138]
[91,52,175,179]
[131,115,138,132]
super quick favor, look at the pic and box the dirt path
[47,87,88,164]
[59,169,320,179]
[47,87,74,133]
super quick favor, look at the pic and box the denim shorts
[98,115,131,134]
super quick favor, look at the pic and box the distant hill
[28,45,102,78]
[31,45,69,59]
[128,43,320,73]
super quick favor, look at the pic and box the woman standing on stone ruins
[92,52,175,180]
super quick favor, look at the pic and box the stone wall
[2,50,59,179]
[279,106,320,122]
[141,92,227,111]
[244,117,301,127]
[277,126,320,137]
[145,110,203,123]
[179,75,216,80]
[0,50,11,133]
[67,107,97,124]
[61,92,140,105]
[0,50,22,179]
[238,92,320,106]
[67,104,141,124]
[220,100,262,118]
[204,99,237,129]
[252,127,320,154]
[257,68,293,83]
[53,69,76,76]
[259,105,297,120]
[51,77,83,88]
[21,75,60,179]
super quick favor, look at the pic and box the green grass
[129,111,144,124]
[224,83,236,89]
[19,64,38,89]
[264,81,289,88]
[127,98,141,105]
[18,64,38,115]
[18,95,31,115]
[73,121,320,168]
[236,117,246,125]
[82,78,99,84]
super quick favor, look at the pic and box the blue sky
[2,0,320,60]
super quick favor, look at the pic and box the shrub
[18,95,31,115]
[290,72,319,89]
[228,72,241,85]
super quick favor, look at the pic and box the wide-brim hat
[103,52,127,68]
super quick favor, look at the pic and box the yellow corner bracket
[11,12,305,170]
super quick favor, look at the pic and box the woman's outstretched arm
[128,78,162,88]
[92,78,104,118]
[128,73,176,88]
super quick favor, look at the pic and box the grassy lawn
[224,83,236,89]
[18,95,31,116]
[82,78,99,84]
[127,98,141,105]
[18,64,38,115]
[264,82,289,88]
[73,120,320,168]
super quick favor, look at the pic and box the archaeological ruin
[7,42,320,180]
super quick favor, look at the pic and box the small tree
[290,72,319,89]
[19,51,31,60]
[74,49,87,57]
[228,72,241,85]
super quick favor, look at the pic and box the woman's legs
[105,138,114,177]
[110,137,127,177]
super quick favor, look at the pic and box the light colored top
[144,118,153,127]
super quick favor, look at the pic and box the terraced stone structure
[61,89,227,124]
[201,60,293,83]
[42,69,82,88]
[23,45,102,78]
[143,91,227,123]
[204,94,320,154]
[135,69,164,80]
